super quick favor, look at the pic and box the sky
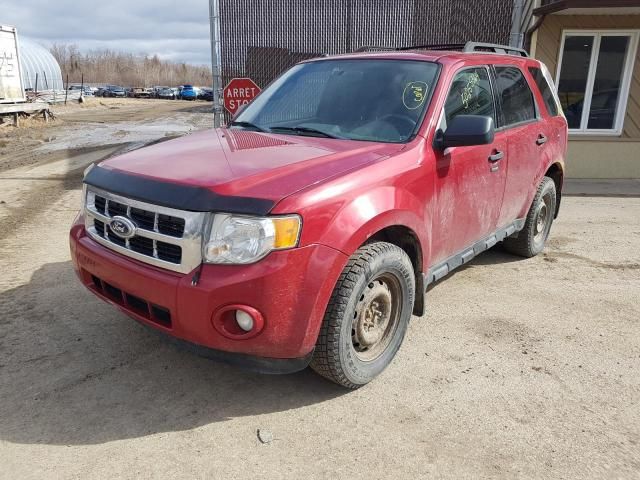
[2,0,213,65]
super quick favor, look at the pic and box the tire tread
[503,176,556,258]
[310,242,412,389]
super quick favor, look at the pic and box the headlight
[203,214,301,264]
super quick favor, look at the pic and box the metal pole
[509,0,525,48]
[80,73,84,101]
[209,0,223,127]
[65,73,69,105]
[34,73,39,96]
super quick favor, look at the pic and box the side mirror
[434,115,495,150]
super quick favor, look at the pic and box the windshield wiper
[228,120,267,132]
[268,126,342,139]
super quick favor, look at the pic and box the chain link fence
[219,0,515,96]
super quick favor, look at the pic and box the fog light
[235,309,254,332]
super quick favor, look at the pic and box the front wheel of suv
[503,176,557,258]
[310,242,415,389]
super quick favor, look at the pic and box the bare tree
[50,44,213,87]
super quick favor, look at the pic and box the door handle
[536,134,548,145]
[488,151,504,163]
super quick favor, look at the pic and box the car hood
[96,128,402,205]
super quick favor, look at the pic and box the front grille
[84,187,207,274]
[129,235,154,256]
[156,242,182,263]
[158,214,185,237]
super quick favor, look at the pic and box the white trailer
[0,25,26,104]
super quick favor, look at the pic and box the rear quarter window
[528,66,559,117]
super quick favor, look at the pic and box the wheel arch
[297,186,430,317]
[366,225,425,317]
[544,162,564,218]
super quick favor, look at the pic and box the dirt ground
[0,101,639,479]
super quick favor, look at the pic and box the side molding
[424,219,525,288]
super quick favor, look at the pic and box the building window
[556,31,639,135]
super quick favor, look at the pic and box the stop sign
[223,78,261,115]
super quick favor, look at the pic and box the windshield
[233,59,439,143]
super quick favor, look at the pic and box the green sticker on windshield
[403,81,429,110]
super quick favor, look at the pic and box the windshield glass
[233,59,439,143]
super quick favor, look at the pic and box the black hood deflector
[84,166,275,215]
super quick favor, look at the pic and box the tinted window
[494,66,536,127]
[528,66,559,117]
[236,59,440,143]
[443,67,495,129]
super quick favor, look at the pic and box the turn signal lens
[273,216,301,249]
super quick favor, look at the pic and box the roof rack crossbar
[354,42,529,57]
[463,42,529,57]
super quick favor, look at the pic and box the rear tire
[503,176,557,258]
[310,242,415,389]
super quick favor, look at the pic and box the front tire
[503,176,557,257]
[310,242,415,389]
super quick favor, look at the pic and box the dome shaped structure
[20,38,64,91]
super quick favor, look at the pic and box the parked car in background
[152,86,170,98]
[179,85,197,101]
[198,87,213,101]
[68,85,94,96]
[130,87,151,98]
[157,87,177,100]
[102,85,127,98]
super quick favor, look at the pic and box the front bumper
[69,221,347,372]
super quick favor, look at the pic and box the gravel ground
[0,105,638,479]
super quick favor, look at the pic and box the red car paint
[70,50,567,367]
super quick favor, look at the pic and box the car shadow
[0,261,346,446]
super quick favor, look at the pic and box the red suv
[70,42,567,388]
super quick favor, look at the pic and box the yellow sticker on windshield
[461,72,480,109]
[403,81,429,110]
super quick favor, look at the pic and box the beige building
[528,0,640,178]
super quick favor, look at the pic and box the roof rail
[354,42,529,57]
[354,43,465,53]
[463,42,529,57]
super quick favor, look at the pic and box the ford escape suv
[70,42,567,388]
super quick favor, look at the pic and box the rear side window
[528,66,559,116]
[443,67,496,129]
[494,66,537,127]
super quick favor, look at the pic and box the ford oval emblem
[109,216,137,239]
